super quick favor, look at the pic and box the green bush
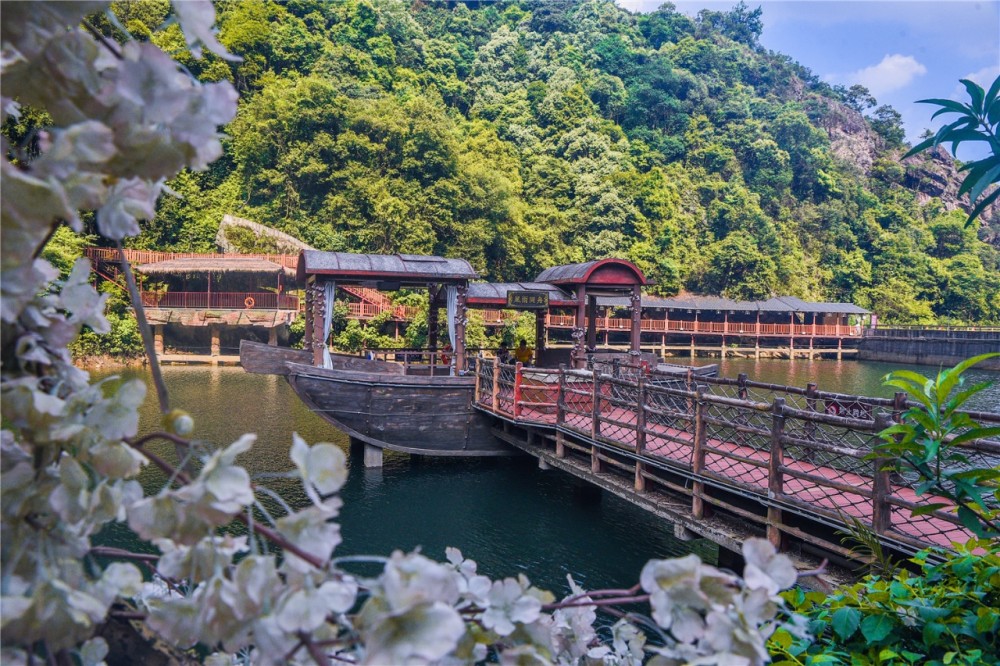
[771,540,1000,666]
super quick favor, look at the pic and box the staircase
[338,285,411,320]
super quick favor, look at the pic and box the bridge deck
[473,362,999,560]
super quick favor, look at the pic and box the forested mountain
[117,0,998,323]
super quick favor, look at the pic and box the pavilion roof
[466,282,575,306]
[136,257,291,275]
[297,251,478,284]
[535,258,648,287]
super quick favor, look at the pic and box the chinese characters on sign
[823,399,872,420]
[507,291,549,310]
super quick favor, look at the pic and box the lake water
[92,356,998,594]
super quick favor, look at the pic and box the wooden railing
[542,317,863,337]
[85,247,299,270]
[474,359,1000,558]
[141,291,299,310]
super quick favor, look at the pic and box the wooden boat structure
[241,251,717,464]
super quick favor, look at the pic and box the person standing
[513,339,533,366]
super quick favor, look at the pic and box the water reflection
[717,358,1000,414]
[91,364,712,595]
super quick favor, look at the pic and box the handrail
[85,247,299,270]
[141,291,299,310]
[474,355,998,556]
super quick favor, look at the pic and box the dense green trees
[113,0,998,323]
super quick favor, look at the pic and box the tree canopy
[111,0,998,324]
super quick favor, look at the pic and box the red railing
[85,247,299,270]
[540,317,862,337]
[141,291,299,310]
[474,359,1000,558]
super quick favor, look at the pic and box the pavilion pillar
[455,284,468,373]
[268,326,278,346]
[210,325,220,357]
[303,280,313,349]
[153,325,164,356]
[586,295,598,354]
[428,285,440,363]
[629,285,642,361]
[572,286,587,368]
[534,310,546,353]
[311,279,326,367]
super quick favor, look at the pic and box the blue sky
[615,0,1000,154]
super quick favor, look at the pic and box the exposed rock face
[809,95,883,176]
[808,92,998,243]
[903,145,1000,243]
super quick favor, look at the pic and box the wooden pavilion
[536,259,650,368]
[297,250,479,373]
[131,254,298,357]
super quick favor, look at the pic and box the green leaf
[832,606,862,640]
[910,503,949,516]
[861,613,894,642]
[957,505,988,537]
[960,78,986,115]
[967,187,1000,226]
[984,75,1000,110]
[956,159,1000,196]
[968,163,1000,206]
[916,97,973,116]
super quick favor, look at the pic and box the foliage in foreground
[905,76,1000,225]
[876,353,1000,539]
[1,3,806,664]
[771,540,1000,666]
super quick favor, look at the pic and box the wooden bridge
[472,359,1000,563]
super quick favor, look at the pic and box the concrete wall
[858,329,1000,370]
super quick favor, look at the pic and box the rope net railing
[482,363,997,554]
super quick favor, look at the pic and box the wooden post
[210,325,220,357]
[268,327,278,346]
[634,375,647,491]
[454,284,467,374]
[591,368,602,473]
[513,362,523,420]
[491,356,500,413]
[428,285,439,371]
[153,325,164,356]
[805,382,818,441]
[691,385,708,518]
[591,368,601,439]
[629,285,642,358]
[586,295,598,355]
[535,309,546,353]
[303,281,313,348]
[573,286,587,369]
[311,280,326,367]
[767,398,787,549]
[474,353,482,405]
[556,365,566,458]
[871,413,894,534]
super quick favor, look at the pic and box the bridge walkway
[473,361,999,563]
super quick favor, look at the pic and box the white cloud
[961,64,1000,91]
[838,54,928,97]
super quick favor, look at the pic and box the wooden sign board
[823,399,872,420]
[507,291,549,310]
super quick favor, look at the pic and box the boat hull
[240,341,511,457]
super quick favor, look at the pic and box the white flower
[96,177,161,240]
[482,578,542,636]
[379,551,461,611]
[741,539,796,596]
[362,601,465,665]
[290,433,347,504]
[172,0,240,61]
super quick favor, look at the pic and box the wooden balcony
[141,291,299,310]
